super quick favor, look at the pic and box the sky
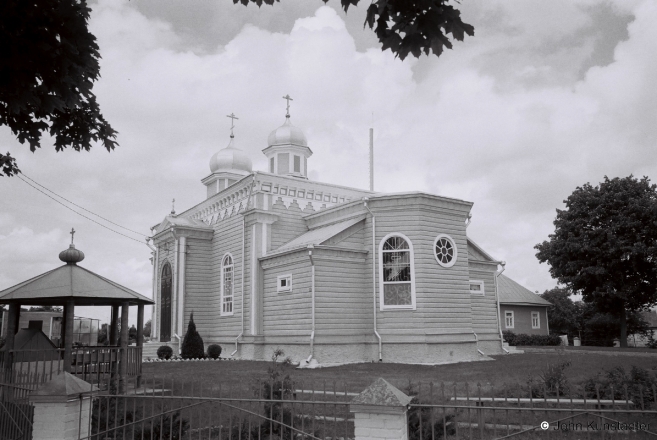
[1,0,656,325]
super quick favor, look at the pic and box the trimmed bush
[207,344,222,359]
[157,345,173,360]
[503,331,561,346]
[181,313,205,359]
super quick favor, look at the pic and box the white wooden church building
[150,103,511,365]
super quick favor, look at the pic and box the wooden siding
[314,250,371,335]
[363,202,474,338]
[270,198,308,250]
[181,237,213,338]
[262,254,312,336]
[468,267,500,335]
[501,305,549,336]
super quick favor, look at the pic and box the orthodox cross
[226,113,238,137]
[282,94,293,117]
[70,228,76,245]
[171,198,176,215]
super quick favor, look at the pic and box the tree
[180,313,205,359]
[535,176,657,347]
[540,288,579,337]
[143,319,151,338]
[0,0,117,177]
[239,0,474,61]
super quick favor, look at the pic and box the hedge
[503,331,561,346]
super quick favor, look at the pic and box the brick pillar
[29,372,98,440]
[350,378,412,440]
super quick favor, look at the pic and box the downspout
[363,199,382,361]
[307,245,315,362]
[495,261,509,353]
[232,173,257,357]
[473,332,485,356]
[171,228,181,353]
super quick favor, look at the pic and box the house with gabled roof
[498,274,551,336]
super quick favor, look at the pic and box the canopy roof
[0,263,154,306]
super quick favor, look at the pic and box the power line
[21,173,148,238]
[18,175,149,246]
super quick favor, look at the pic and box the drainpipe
[147,238,158,341]
[307,245,316,362]
[495,261,509,354]
[363,199,382,361]
[473,332,485,356]
[232,173,257,357]
[465,213,472,229]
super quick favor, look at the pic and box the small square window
[298,190,305,198]
[469,280,484,295]
[277,274,292,292]
[331,196,338,203]
[307,191,313,199]
[289,189,296,197]
[324,195,331,202]
[315,193,322,201]
[262,183,272,192]
[273,186,279,194]
[531,312,540,329]
[280,188,287,195]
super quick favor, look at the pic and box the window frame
[378,232,416,311]
[221,253,235,316]
[277,274,292,293]
[469,280,485,295]
[434,234,458,268]
[531,311,540,329]
[505,311,514,329]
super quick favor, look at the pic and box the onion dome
[267,117,308,147]
[209,136,253,174]
[60,228,85,264]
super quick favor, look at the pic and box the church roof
[276,216,365,253]
[0,264,154,306]
[153,214,213,235]
[497,274,551,306]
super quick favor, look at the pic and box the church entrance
[160,263,172,342]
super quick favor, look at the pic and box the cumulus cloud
[1,0,655,309]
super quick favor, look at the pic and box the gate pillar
[350,377,412,440]
[29,372,97,440]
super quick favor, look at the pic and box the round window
[434,234,457,267]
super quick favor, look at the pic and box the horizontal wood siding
[182,237,213,340]
[270,198,308,250]
[314,252,371,335]
[468,267,500,334]
[262,257,312,336]
[364,201,473,337]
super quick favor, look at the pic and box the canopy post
[110,304,119,345]
[118,301,129,394]
[136,304,144,388]
[63,300,75,373]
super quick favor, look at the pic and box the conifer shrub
[157,345,173,360]
[181,313,205,359]
[207,344,222,359]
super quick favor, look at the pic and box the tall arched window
[221,254,234,315]
[379,233,416,310]
[160,262,172,341]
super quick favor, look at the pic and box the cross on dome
[171,198,175,215]
[70,228,76,244]
[282,94,293,118]
[226,113,239,138]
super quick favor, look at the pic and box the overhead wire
[17,174,150,246]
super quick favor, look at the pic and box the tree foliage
[540,288,579,336]
[235,0,474,61]
[180,312,205,359]
[535,176,657,346]
[0,0,117,177]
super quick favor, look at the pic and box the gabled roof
[0,264,154,306]
[1,328,57,351]
[498,274,551,306]
[153,214,212,235]
[276,216,365,253]
[467,238,499,263]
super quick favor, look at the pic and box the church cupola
[203,113,253,199]
[262,95,313,179]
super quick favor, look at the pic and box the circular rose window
[434,234,457,267]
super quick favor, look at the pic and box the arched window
[160,262,172,342]
[379,233,416,310]
[221,254,234,315]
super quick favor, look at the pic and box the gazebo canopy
[0,264,154,306]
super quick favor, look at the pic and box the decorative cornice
[242,209,279,225]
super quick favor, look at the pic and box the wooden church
[149,100,513,365]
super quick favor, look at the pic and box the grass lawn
[142,351,657,397]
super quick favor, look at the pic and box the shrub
[503,331,561,346]
[180,313,205,359]
[582,365,657,408]
[527,361,572,397]
[157,345,173,360]
[207,344,222,359]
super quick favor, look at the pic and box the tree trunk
[620,307,628,348]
